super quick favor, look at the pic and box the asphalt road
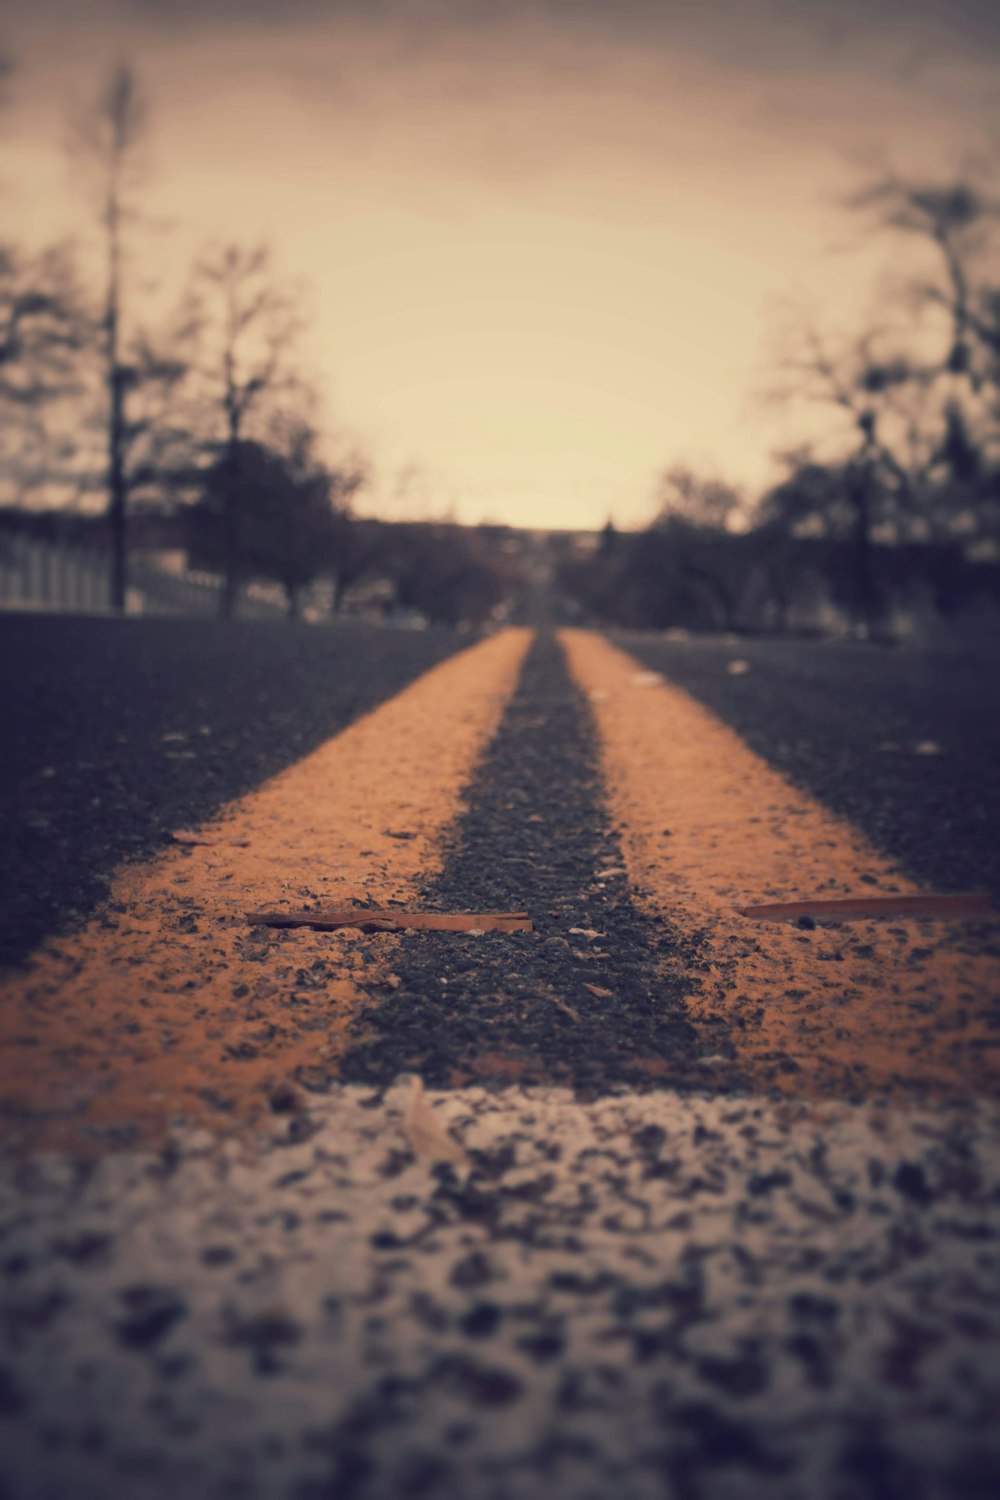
[0,613,465,969]
[337,630,709,1096]
[1,620,998,1500]
[618,630,1000,899]
[4,616,998,969]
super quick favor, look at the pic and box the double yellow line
[565,632,998,1105]
[1,627,996,1151]
[0,630,531,1149]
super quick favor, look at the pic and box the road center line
[561,629,1000,1102]
[0,628,532,1151]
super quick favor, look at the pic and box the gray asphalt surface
[5,619,996,974]
[0,614,465,969]
[337,631,725,1097]
[616,632,1000,899]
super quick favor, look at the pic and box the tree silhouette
[0,243,85,498]
[771,174,1000,556]
[850,174,1000,541]
[647,466,747,631]
[67,61,150,611]
[385,523,507,627]
[187,243,303,616]
[186,423,365,617]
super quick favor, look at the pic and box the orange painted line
[0,628,533,1152]
[561,629,1000,1103]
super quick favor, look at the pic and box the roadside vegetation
[0,57,517,626]
[1,52,998,635]
[562,178,1000,638]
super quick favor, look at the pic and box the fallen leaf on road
[741,893,992,922]
[583,984,614,999]
[246,906,532,933]
[568,927,602,940]
[403,1076,469,1167]
[171,830,249,848]
[548,993,582,1022]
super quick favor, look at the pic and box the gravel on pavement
[1,1082,997,1500]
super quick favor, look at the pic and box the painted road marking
[0,629,532,1151]
[561,629,1000,1102]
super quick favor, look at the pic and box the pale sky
[2,0,998,528]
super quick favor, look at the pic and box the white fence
[0,535,287,619]
[0,534,111,614]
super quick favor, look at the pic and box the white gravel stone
[2,1084,998,1499]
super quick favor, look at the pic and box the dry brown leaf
[402,1077,469,1167]
[547,992,582,1022]
[583,984,614,999]
[246,907,531,934]
[171,830,249,848]
[741,893,992,923]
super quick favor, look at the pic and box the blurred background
[0,0,998,638]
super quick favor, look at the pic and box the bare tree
[851,177,1000,391]
[67,61,150,611]
[772,175,1000,555]
[648,466,748,631]
[185,419,367,618]
[851,175,1000,540]
[654,464,745,531]
[0,54,86,498]
[0,243,85,495]
[188,243,304,615]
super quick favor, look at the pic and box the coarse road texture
[0,613,466,969]
[336,631,715,1095]
[1,625,998,1500]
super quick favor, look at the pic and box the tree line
[562,173,1000,638]
[4,52,998,635]
[0,58,511,624]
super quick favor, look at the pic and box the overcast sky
[2,0,998,528]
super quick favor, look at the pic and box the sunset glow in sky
[2,1,998,528]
